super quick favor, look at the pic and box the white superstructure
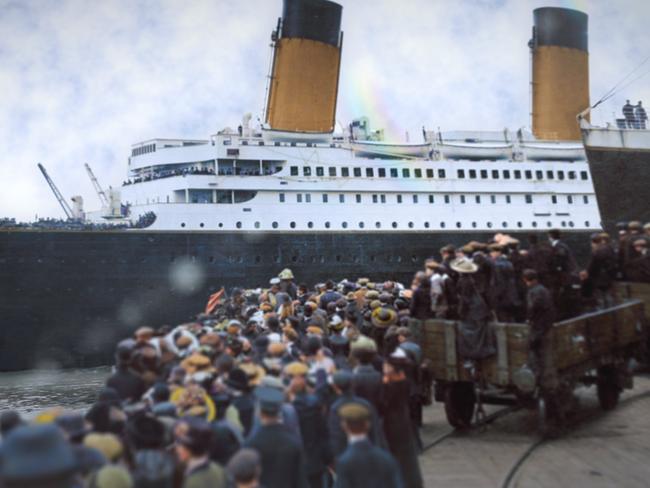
[86,122,600,234]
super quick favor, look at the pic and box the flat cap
[255,386,284,415]
[339,402,370,422]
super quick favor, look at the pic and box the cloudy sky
[0,0,648,221]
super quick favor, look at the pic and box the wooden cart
[418,293,649,431]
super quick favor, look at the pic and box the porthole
[569,221,575,228]
[336,255,342,262]
[471,222,477,228]
[181,222,186,228]
[517,222,523,228]
[200,223,204,228]
[236,221,242,229]
[272,222,278,229]
[411,255,418,263]
[325,221,331,229]
[408,222,414,228]
[532,222,538,228]
[370,255,376,262]
[342,222,348,229]
[440,222,446,229]
[392,222,398,228]
[359,222,364,229]
[502,222,508,228]
[487,222,493,228]
[237,256,243,263]
[308,221,314,229]
[319,256,325,263]
[424,222,430,229]
[218,222,223,228]
[274,255,280,263]
[255,256,261,263]
[254,221,260,229]
[585,221,590,227]
[208,256,215,263]
[396,256,403,263]
[353,256,361,263]
[456,222,461,228]
[561,221,566,227]
[375,222,381,229]
[290,221,296,229]
[547,221,552,228]
[291,256,298,262]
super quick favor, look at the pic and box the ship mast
[37,163,75,220]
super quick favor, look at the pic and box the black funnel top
[281,0,342,47]
[533,7,588,52]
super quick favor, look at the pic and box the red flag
[205,288,225,314]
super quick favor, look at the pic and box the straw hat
[278,268,294,280]
[371,307,398,329]
[450,257,478,274]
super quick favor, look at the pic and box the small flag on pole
[205,288,225,314]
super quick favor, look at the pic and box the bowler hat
[125,413,166,450]
[226,368,250,392]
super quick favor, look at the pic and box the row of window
[457,168,586,181]
[288,165,589,181]
[181,220,591,230]
[278,193,590,205]
[132,144,156,157]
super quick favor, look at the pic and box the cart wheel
[597,366,620,411]
[444,382,476,429]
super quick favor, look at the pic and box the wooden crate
[421,320,529,386]
[421,300,647,386]
[615,282,650,316]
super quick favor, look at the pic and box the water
[0,367,110,415]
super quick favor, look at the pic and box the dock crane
[84,163,109,207]
[37,163,78,220]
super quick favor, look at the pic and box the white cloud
[0,0,648,220]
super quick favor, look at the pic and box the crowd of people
[1,224,649,488]
[0,214,157,231]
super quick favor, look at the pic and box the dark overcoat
[334,439,403,488]
[381,380,423,488]
[244,423,309,488]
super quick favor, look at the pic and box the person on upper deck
[623,100,636,128]
[635,101,647,129]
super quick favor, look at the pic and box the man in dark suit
[328,371,382,458]
[334,402,403,488]
[523,269,555,385]
[244,387,308,488]
[285,362,331,488]
[547,229,579,319]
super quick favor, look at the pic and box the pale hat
[450,257,478,274]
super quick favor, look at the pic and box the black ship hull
[585,147,650,233]
[0,229,591,371]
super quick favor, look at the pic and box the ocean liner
[580,114,650,233]
[0,2,600,370]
